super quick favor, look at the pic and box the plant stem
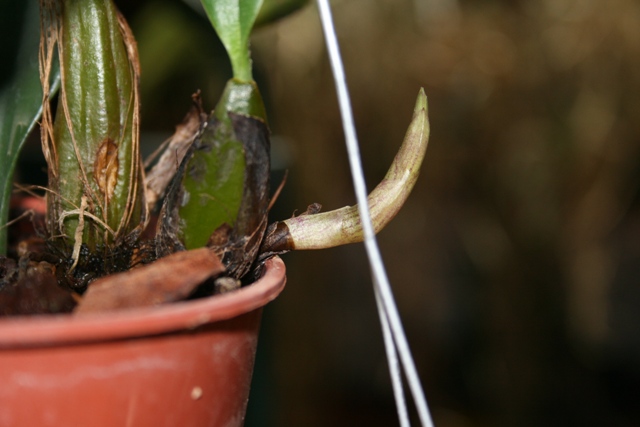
[40,0,146,254]
[230,46,253,83]
[199,0,264,82]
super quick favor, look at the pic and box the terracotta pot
[0,256,286,427]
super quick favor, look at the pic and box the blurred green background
[8,0,640,425]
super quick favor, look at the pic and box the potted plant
[0,0,429,425]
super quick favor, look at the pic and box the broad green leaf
[200,0,264,81]
[0,2,59,256]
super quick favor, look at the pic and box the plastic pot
[0,256,286,427]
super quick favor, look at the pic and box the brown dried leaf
[93,137,119,203]
[144,95,205,211]
[74,247,224,314]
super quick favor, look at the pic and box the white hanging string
[315,1,435,426]
[375,283,411,427]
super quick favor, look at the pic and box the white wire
[315,1,435,426]
[375,281,410,427]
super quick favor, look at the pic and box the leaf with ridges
[0,1,59,256]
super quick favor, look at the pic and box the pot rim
[0,256,285,348]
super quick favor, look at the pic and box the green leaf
[163,79,270,279]
[200,0,264,81]
[166,1,271,277]
[178,113,246,250]
[178,79,267,251]
[0,2,59,256]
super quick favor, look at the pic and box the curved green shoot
[200,0,264,82]
[178,79,266,251]
[178,1,270,271]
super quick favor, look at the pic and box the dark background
[11,0,640,425]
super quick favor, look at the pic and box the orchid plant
[0,0,428,314]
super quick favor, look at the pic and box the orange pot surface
[0,256,286,427]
